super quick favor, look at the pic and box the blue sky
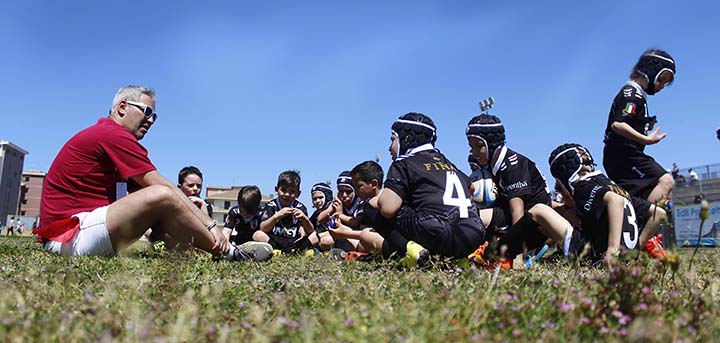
[1,1,717,206]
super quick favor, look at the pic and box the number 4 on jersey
[443,171,472,218]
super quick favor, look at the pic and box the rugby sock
[563,227,574,258]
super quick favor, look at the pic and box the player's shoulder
[265,199,279,209]
[498,147,530,171]
[619,83,645,101]
[295,200,308,211]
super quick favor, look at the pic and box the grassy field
[0,236,718,342]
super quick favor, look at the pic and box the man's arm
[611,122,666,145]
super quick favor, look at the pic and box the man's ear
[371,179,380,189]
[117,100,128,117]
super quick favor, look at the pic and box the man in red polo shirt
[36,85,271,261]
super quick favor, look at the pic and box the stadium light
[479,97,495,114]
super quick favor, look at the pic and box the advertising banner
[673,202,720,246]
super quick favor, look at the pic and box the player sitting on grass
[549,143,667,265]
[224,186,263,246]
[327,161,387,256]
[256,170,329,253]
[377,112,485,268]
[465,114,575,269]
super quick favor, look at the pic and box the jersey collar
[625,80,647,98]
[491,145,508,176]
[396,143,435,160]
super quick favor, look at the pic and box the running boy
[377,112,485,267]
[549,143,667,264]
[465,114,575,266]
[603,49,676,203]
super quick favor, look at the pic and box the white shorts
[44,206,116,257]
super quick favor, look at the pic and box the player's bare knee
[653,205,667,222]
[660,174,675,191]
[527,203,549,220]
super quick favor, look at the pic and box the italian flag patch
[623,102,636,115]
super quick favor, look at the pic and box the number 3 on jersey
[621,198,639,249]
[443,171,472,218]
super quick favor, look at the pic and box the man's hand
[210,226,230,256]
[644,128,667,145]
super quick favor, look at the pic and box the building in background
[0,141,28,224]
[205,186,273,224]
[18,171,46,218]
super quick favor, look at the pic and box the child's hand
[645,128,667,145]
[332,197,343,213]
[327,214,350,234]
[275,207,294,219]
[188,196,204,209]
[291,208,308,222]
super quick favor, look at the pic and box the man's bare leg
[106,184,216,253]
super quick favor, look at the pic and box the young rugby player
[177,166,213,218]
[256,170,321,253]
[334,171,363,226]
[328,161,387,255]
[308,182,334,233]
[603,49,676,203]
[377,112,485,267]
[224,186,263,245]
[465,114,575,268]
[549,143,667,264]
[325,171,364,250]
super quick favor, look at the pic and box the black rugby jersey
[603,81,653,153]
[572,171,642,250]
[224,205,261,243]
[385,148,475,219]
[261,198,309,239]
[309,203,331,233]
[490,146,551,210]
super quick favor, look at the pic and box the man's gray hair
[110,85,157,114]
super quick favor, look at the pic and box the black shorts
[267,235,298,252]
[630,196,652,228]
[229,231,254,246]
[487,207,511,232]
[395,206,485,258]
[580,195,654,258]
[334,238,356,252]
[603,146,667,198]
